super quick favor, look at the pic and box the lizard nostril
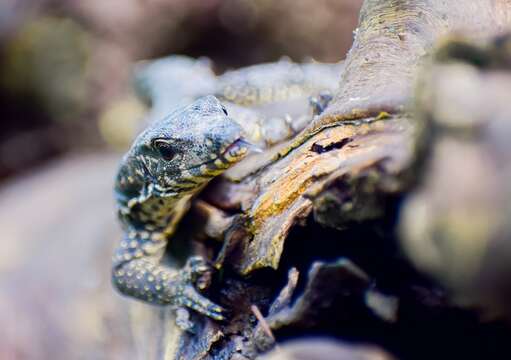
[221,106,228,116]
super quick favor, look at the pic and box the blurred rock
[400,34,511,319]
[0,153,135,359]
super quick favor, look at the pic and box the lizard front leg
[111,229,224,323]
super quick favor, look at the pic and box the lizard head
[116,96,249,200]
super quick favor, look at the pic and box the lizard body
[134,56,342,146]
[113,96,246,320]
[113,56,342,326]
[215,59,340,107]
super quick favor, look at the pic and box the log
[129,1,511,359]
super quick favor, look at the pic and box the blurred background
[0,1,362,358]
[0,0,362,179]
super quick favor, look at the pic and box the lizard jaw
[220,138,253,164]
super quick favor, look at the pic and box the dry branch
[130,1,511,359]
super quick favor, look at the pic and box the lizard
[132,55,341,147]
[112,56,343,329]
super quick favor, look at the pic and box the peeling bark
[130,1,511,359]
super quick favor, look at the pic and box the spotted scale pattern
[112,97,249,324]
[112,57,343,327]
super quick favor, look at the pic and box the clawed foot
[309,90,333,116]
[171,256,225,331]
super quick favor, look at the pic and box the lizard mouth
[219,138,254,163]
[185,138,261,178]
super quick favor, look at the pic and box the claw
[318,90,333,104]
[309,90,333,116]
[201,301,225,321]
[309,96,322,116]
[169,256,227,325]
[208,311,225,321]
[192,298,225,321]
[212,304,224,313]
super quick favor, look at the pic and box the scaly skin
[215,58,341,107]
[113,56,341,326]
[113,96,248,321]
[135,56,342,147]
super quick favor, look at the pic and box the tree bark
[130,1,511,359]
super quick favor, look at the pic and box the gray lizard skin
[112,56,342,328]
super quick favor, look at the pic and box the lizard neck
[118,191,194,237]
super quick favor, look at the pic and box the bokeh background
[0,1,362,359]
[0,0,362,178]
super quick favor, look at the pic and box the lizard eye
[221,106,228,116]
[153,139,176,161]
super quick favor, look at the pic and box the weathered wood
[132,1,511,359]
[224,115,419,275]
[400,33,511,319]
